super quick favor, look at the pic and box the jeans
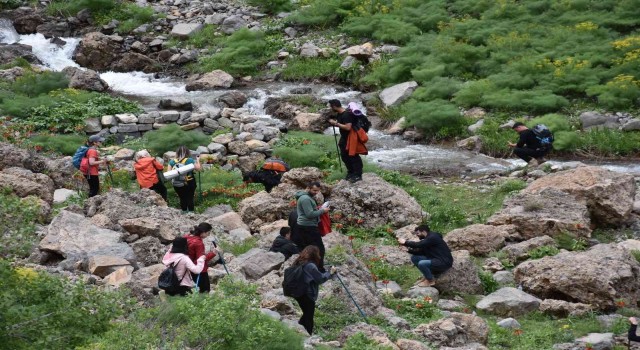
[514,147,547,163]
[295,294,316,335]
[174,180,196,212]
[340,145,363,178]
[411,255,434,280]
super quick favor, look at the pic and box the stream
[1,19,639,177]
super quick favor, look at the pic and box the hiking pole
[194,273,200,294]
[198,171,203,203]
[332,126,343,172]
[106,162,114,186]
[335,272,368,323]
[212,239,230,275]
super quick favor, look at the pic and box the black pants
[297,225,325,271]
[174,180,196,212]
[150,181,167,201]
[166,286,192,296]
[295,295,316,335]
[340,146,363,178]
[85,175,100,197]
[514,147,547,163]
[191,272,210,293]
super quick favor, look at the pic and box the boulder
[62,67,109,92]
[73,32,121,71]
[376,280,403,297]
[84,118,102,133]
[413,312,489,347]
[171,23,203,39]
[444,224,511,256]
[0,66,26,81]
[260,290,297,315]
[238,191,292,231]
[358,244,411,266]
[487,188,591,240]
[130,263,164,289]
[113,52,155,72]
[119,217,159,237]
[440,344,488,350]
[345,42,374,60]
[579,112,609,129]
[456,136,483,152]
[53,188,77,204]
[220,15,247,34]
[435,250,483,294]
[338,323,395,347]
[300,42,320,58]
[330,173,423,229]
[281,167,325,189]
[115,113,138,124]
[493,271,515,286]
[476,287,542,316]
[159,98,192,111]
[130,236,165,267]
[514,244,640,310]
[36,22,70,38]
[88,255,131,278]
[496,318,521,329]
[12,12,45,34]
[437,299,467,311]
[539,299,593,318]
[227,248,285,280]
[575,333,614,350]
[113,148,135,161]
[621,119,640,131]
[395,339,430,350]
[500,236,557,263]
[219,90,248,108]
[0,43,41,64]
[292,112,325,133]
[186,70,234,91]
[379,81,418,107]
[211,211,250,232]
[524,166,635,226]
[0,167,54,203]
[227,140,250,156]
[104,266,134,287]
[238,153,266,173]
[407,286,440,301]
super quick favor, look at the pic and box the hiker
[629,317,640,342]
[288,209,299,246]
[243,158,289,193]
[80,135,109,198]
[398,224,453,287]
[290,245,336,335]
[270,227,300,260]
[184,222,219,294]
[162,237,205,296]
[508,122,551,167]
[295,182,329,271]
[167,145,201,213]
[133,150,167,201]
[328,99,365,183]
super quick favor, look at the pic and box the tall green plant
[144,124,210,156]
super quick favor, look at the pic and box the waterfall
[17,34,81,71]
[0,18,19,44]
[100,71,186,96]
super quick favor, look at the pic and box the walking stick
[194,273,200,294]
[332,126,343,172]
[106,162,114,186]
[212,239,230,275]
[335,272,368,323]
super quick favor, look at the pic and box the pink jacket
[162,251,205,287]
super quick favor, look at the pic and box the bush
[382,296,440,327]
[480,270,500,294]
[273,132,340,170]
[195,29,275,76]
[47,0,117,16]
[0,0,22,10]
[404,99,468,138]
[144,124,210,156]
[30,134,87,155]
[288,0,358,28]
[280,57,342,81]
[247,0,291,14]
[0,189,43,259]
[528,245,560,259]
[343,333,394,350]
[10,71,69,97]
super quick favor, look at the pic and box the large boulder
[379,81,418,107]
[238,191,293,231]
[338,323,396,348]
[291,113,326,133]
[514,244,640,310]
[211,211,250,232]
[227,248,285,280]
[113,52,155,72]
[280,167,326,190]
[88,255,131,278]
[0,167,54,203]
[186,70,234,91]
[130,236,165,267]
[413,312,489,347]
[330,173,423,229]
[476,287,542,316]
[220,15,247,34]
[444,224,512,256]
[524,166,635,226]
[539,299,592,318]
[218,90,248,108]
[0,43,41,64]
[487,188,591,240]
[435,250,483,294]
[73,32,122,71]
[499,236,557,263]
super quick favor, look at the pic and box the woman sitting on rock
[629,317,640,342]
[167,145,201,213]
[162,237,205,296]
[133,150,167,200]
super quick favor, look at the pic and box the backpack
[262,158,290,172]
[158,262,186,294]
[282,263,309,298]
[354,113,372,133]
[72,145,89,169]
[532,124,554,149]
[171,158,191,187]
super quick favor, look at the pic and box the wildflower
[562,324,570,330]
[415,303,424,309]
[348,236,354,241]
[289,200,296,207]
[513,329,523,336]
[616,300,626,308]
[302,139,310,145]
[386,227,393,233]
[335,223,344,230]
[382,280,390,285]
[423,296,433,303]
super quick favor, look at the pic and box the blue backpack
[532,124,554,149]
[72,145,89,169]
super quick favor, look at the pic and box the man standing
[328,99,363,182]
[295,182,329,270]
[508,122,550,166]
[269,227,300,260]
[398,225,453,287]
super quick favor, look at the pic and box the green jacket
[295,190,323,227]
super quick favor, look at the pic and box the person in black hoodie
[270,227,300,260]
[629,317,640,342]
[398,224,453,287]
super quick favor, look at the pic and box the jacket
[404,232,454,271]
[302,262,331,301]
[134,157,163,188]
[162,251,205,287]
[345,128,368,156]
[295,190,323,227]
[269,236,300,260]
[630,324,640,342]
[185,235,216,273]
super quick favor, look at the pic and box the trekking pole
[335,272,368,323]
[194,273,200,294]
[198,171,203,203]
[332,126,343,172]
[106,162,114,186]
[212,239,230,275]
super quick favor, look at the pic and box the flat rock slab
[171,23,203,39]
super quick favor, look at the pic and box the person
[243,158,289,193]
[291,245,336,335]
[398,224,453,287]
[161,237,205,296]
[82,135,109,197]
[288,209,299,246]
[270,227,300,260]
[508,122,550,167]
[184,222,219,294]
[167,145,201,213]
[629,317,640,342]
[133,150,167,200]
[328,99,363,183]
[295,182,329,271]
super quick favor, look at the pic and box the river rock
[36,21,70,38]
[88,255,131,278]
[186,70,234,91]
[476,287,541,316]
[345,42,374,60]
[171,23,203,39]
[227,248,285,280]
[221,15,247,34]
[539,299,592,317]
[0,43,41,64]
[435,250,483,294]
[524,166,635,226]
[379,81,418,107]
[73,32,121,71]
[487,188,591,240]
[0,167,54,203]
[413,312,489,347]
[62,67,109,92]
[219,90,248,108]
[299,42,320,58]
[467,119,484,134]
[514,244,640,310]
[330,173,423,229]
[500,236,557,263]
[12,11,45,34]
[621,118,640,131]
[292,112,325,133]
[444,224,511,256]
[456,136,483,152]
[159,98,192,110]
[113,52,155,72]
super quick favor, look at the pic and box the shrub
[183,24,221,49]
[10,71,69,97]
[0,0,22,10]
[29,134,87,155]
[47,0,118,16]
[144,124,210,156]
[343,333,394,350]
[342,14,420,44]
[273,132,340,170]
[528,245,560,259]
[404,99,467,138]
[247,0,291,14]
[288,0,358,28]
[480,270,499,294]
[280,57,342,81]
[196,29,274,76]
[314,296,362,340]
[0,189,42,259]
[382,295,440,326]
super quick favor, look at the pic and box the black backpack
[354,113,372,133]
[532,124,554,149]
[282,263,308,298]
[158,262,186,294]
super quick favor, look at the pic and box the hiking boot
[527,159,539,167]
[535,157,546,165]
[417,279,436,288]
[348,175,362,183]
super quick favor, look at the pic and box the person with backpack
[270,227,300,260]
[167,145,202,213]
[328,99,365,183]
[184,222,219,294]
[161,237,205,296]
[629,317,640,342]
[283,245,336,335]
[243,158,290,193]
[76,135,109,197]
[508,122,552,167]
[295,182,329,271]
[133,150,167,201]
[398,224,453,287]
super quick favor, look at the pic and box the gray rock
[496,318,521,329]
[575,333,613,350]
[436,250,483,295]
[493,271,515,286]
[580,111,608,129]
[219,90,248,108]
[205,14,226,25]
[221,15,247,34]
[499,120,515,129]
[260,308,281,320]
[476,287,541,316]
[621,118,640,131]
[117,123,138,133]
[500,236,557,263]
[159,110,180,122]
[62,66,109,92]
[468,119,484,134]
[227,248,285,280]
[218,117,234,128]
[340,56,358,69]
[115,113,138,124]
[84,118,102,133]
[407,286,439,301]
[171,23,204,39]
[186,70,234,91]
[284,27,297,38]
[379,81,418,107]
[227,140,250,156]
[137,114,155,124]
[159,98,192,111]
[53,188,77,204]
[376,280,403,297]
[0,43,41,65]
[300,42,320,58]
[437,299,467,311]
[539,299,592,318]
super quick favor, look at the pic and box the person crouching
[398,224,453,287]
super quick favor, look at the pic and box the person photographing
[398,224,453,287]
[294,182,329,271]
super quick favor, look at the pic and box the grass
[280,57,342,81]
[47,0,157,34]
[1,189,43,259]
[527,245,561,260]
[219,237,258,256]
[29,134,86,156]
[278,95,326,113]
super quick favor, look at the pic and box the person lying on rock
[295,182,330,271]
[398,224,453,288]
[270,227,300,260]
[629,317,640,342]
[508,122,550,167]
[185,222,221,294]
[162,237,205,296]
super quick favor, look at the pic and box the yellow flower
[15,267,38,280]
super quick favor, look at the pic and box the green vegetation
[315,296,364,340]
[220,237,259,256]
[0,0,24,10]
[273,131,340,170]
[277,95,326,113]
[479,270,500,294]
[247,0,291,15]
[632,250,640,264]
[29,134,87,155]
[47,0,157,34]
[344,333,393,350]
[280,57,343,81]
[144,124,210,156]
[0,190,43,259]
[382,295,440,327]
[366,255,422,291]
[555,232,588,251]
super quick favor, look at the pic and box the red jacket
[184,235,216,273]
[346,128,368,156]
